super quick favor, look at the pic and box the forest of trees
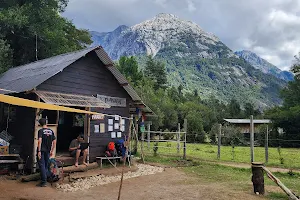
[117,56,263,143]
[0,0,91,73]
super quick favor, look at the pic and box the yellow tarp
[0,94,100,115]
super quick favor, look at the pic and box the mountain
[91,13,287,108]
[235,50,294,81]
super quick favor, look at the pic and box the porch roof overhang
[35,90,110,108]
[0,94,101,115]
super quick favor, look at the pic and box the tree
[117,56,143,86]
[228,99,241,118]
[280,79,300,108]
[292,52,300,79]
[0,0,91,69]
[144,56,167,90]
[0,39,12,73]
[178,84,183,96]
[244,102,254,116]
[264,52,300,147]
[193,89,199,97]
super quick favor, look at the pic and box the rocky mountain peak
[90,14,287,107]
[235,50,294,81]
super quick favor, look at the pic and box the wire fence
[140,125,300,169]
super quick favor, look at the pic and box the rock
[56,164,164,192]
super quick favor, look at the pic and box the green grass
[142,142,300,169]
[143,155,300,200]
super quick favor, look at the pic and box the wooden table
[96,156,120,168]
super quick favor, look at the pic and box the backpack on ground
[47,158,60,183]
[115,139,125,157]
[105,142,117,157]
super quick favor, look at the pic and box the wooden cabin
[223,119,271,134]
[0,46,153,172]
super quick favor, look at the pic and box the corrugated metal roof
[0,46,154,115]
[0,46,96,94]
[224,119,271,124]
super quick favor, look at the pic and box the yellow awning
[0,94,100,115]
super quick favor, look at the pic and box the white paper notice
[121,119,125,126]
[114,123,119,129]
[111,132,116,138]
[94,125,99,133]
[108,125,113,132]
[120,125,125,132]
[100,123,105,133]
[108,119,113,125]
[117,132,122,138]
[115,115,119,121]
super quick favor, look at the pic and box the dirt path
[0,167,264,200]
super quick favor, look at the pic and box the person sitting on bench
[69,134,88,167]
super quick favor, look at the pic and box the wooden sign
[96,94,126,107]
[91,114,105,120]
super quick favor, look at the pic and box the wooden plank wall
[37,52,132,160]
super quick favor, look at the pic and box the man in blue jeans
[37,118,56,187]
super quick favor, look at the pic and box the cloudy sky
[63,0,300,70]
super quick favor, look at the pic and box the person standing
[37,118,56,187]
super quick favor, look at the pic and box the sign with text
[91,114,105,120]
[96,94,126,107]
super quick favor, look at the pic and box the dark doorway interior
[57,109,85,153]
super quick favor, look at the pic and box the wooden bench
[96,156,120,168]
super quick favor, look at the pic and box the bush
[163,129,174,140]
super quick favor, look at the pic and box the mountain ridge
[91,13,287,108]
[235,50,294,81]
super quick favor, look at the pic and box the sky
[63,0,300,71]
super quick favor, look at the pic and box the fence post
[265,125,269,163]
[250,115,254,163]
[251,162,265,195]
[177,123,180,154]
[217,124,222,160]
[147,123,150,149]
[141,130,144,151]
[183,119,187,160]
[159,129,162,140]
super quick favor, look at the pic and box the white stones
[56,164,164,192]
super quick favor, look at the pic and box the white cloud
[154,0,167,7]
[63,0,300,70]
[186,0,196,12]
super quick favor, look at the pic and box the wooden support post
[217,124,222,160]
[183,119,187,160]
[262,166,299,200]
[177,123,180,154]
[250,115,254,163]
[159,129,162,140]
[32,96,41,173]
[147,123,150,149]
[133,117,138,154]
[141,130,145,151]
[251,162,265,195]
[86,107,91,164]
[265,125,269,163]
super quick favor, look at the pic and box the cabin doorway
[41,107,86,155]
[57,110,85,154]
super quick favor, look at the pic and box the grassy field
[141,142,300,169]
[144,155,300,200]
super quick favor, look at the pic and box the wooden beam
[105,64,114,67]
[120,83,129,86]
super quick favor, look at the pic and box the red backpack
[108,142,115,151]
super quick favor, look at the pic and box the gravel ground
[56,164,164,192]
